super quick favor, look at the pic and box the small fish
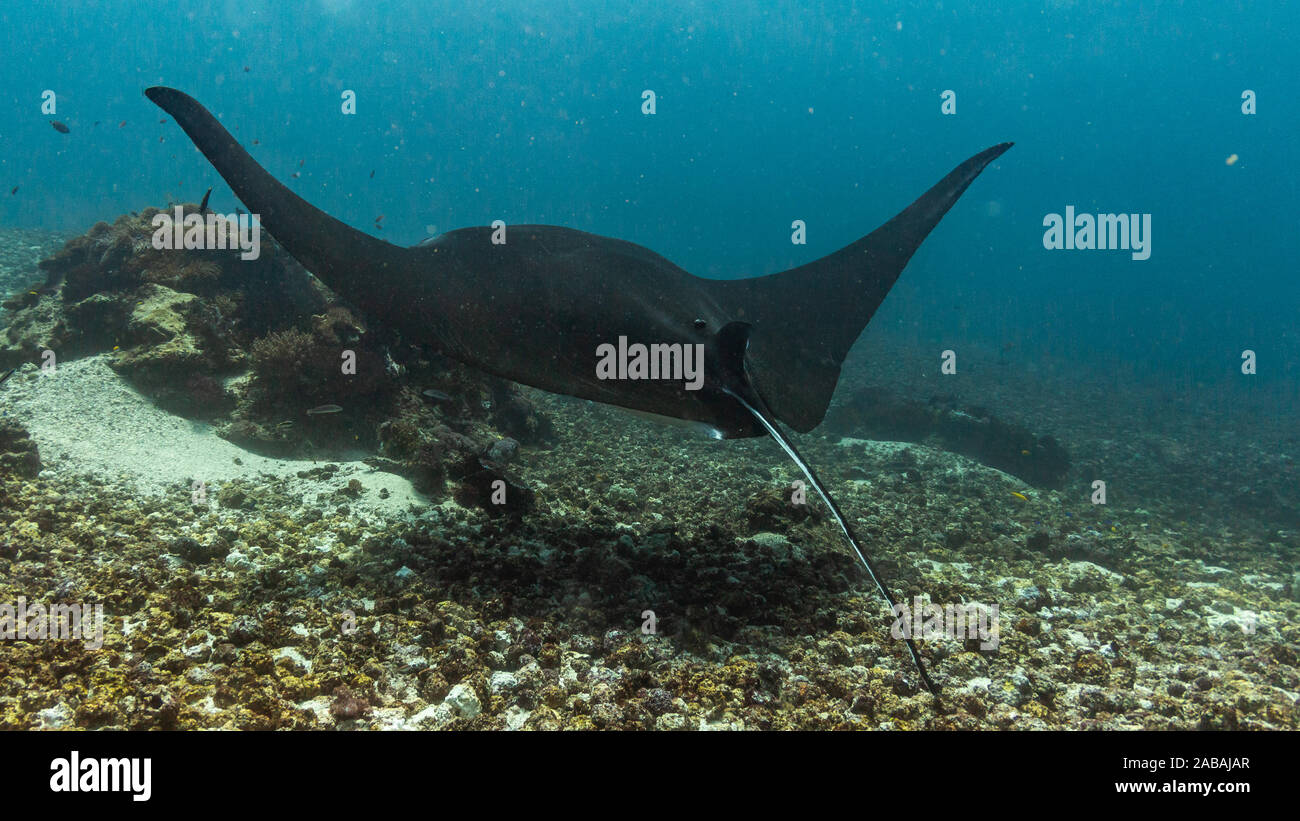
[9,186,17,196]
[291,172,300,179]
[198,186,212,214]
[306,404,343,416]
[298,159,304,168]
[369,169,375,178]
[1010,491,1028,501]
[243,66,250,72]
[483,437,520,465]
[51,121,70,134]
[118,120,126,128]
[93,120,100,126]
[159,118,168,124]
[1020,449,1030,455]
[422,388,451,401]
[252,139,259,145]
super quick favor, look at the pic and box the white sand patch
[0,354,425,517]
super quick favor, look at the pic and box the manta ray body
[146,86,1011,694]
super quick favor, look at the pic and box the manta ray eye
[693,318,707,330]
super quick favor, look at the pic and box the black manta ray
[146,86,1010,695]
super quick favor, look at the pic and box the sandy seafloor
[0,228,1297,731]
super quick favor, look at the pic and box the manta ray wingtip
[984,141,1015,159]
[144,86,188,108]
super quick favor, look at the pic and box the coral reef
[0,223,1295,732]
[0,386,1295,731]
[0,209,555,494]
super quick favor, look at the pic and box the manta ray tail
[714,146,1014,694]
[714,143,1013,433]
[144,87,406,298]
[726,385,939,697]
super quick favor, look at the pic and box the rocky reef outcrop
[0,206,553,510]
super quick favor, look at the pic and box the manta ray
[146,86,1010,695]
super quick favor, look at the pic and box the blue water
[2,0,1296,390]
